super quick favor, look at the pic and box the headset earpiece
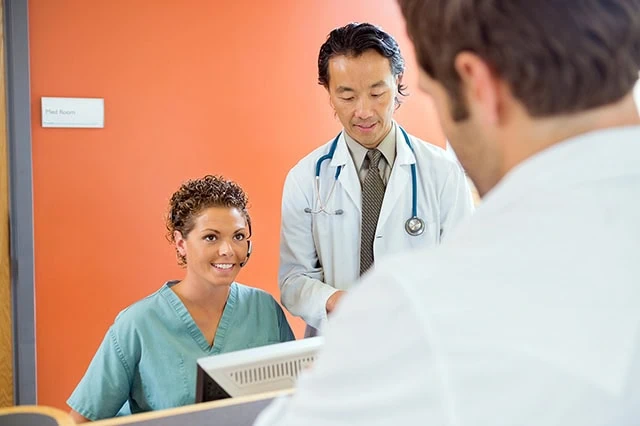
[239,240,252,267]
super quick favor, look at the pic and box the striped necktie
[360,149,385,275]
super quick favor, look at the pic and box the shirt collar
[482,125,640,213]
[343,122,397,171]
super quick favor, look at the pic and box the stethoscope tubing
[307,126,424,235]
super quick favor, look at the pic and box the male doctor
[279,22,474,334]
[257,0,640,425]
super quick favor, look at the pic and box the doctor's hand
[326,291,346,314]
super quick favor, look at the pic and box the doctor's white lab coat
[258,126,640,426]
[278,127,474,330]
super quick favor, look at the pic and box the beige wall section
[0,0,14,408]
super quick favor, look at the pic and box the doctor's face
[174,206,250,288]
[327,50,399,149]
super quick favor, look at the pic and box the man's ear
[454,52,500,125]
[327,89,335,111]
[394,73,405,109]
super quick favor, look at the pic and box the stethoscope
[303,126,425,236]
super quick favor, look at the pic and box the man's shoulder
[290,137,339,169]
[406,133,458,168]
[284,135,342,187]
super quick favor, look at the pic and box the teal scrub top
[67,281,295,420]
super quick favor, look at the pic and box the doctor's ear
[328,96,336,112]
[394,74,405,110]
[454,52,500,125]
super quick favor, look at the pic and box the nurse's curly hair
[166,175,251,266]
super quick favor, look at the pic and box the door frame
[4,0,36,405]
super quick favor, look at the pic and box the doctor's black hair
[166,175,252,267]
[318,22,408,106]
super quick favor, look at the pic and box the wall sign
[41,97,104,128]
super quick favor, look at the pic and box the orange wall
[29,0,445,410]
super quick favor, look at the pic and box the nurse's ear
[174,230,187,258]
[239,241,252,268]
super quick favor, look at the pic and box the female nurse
[68,175,294,422]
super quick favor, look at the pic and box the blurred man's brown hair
[398,0,640,121]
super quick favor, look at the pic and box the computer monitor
[195,337,324,403]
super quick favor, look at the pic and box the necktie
[360,149,385,275]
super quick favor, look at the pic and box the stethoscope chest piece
[405,216,425,236]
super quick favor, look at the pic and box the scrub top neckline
[160,280,238,354]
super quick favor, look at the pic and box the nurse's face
[327,49,399,149]
[174,206,250,288]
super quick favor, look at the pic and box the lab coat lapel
[377,130,415,230]
[330,133,362,215]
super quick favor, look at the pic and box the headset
[239,240,252,267]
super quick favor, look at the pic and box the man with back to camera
[279,22,474,336]
[257,1,640,425]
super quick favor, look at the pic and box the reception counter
[0,390,289,426]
